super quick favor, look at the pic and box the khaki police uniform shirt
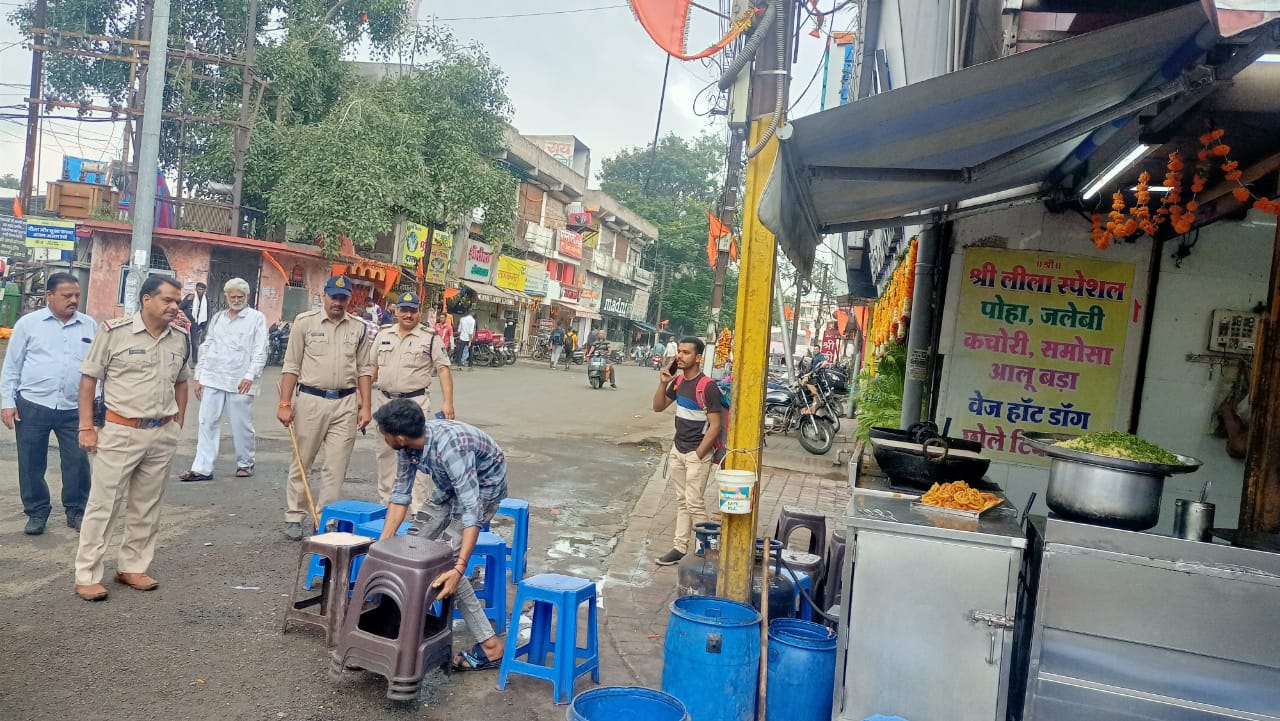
[373,324,451,394]
[281,309,374,390]
[80,313,192,419]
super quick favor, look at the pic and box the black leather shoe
[67,512,84,531]
[24,516,47,535]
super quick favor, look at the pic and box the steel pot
[1045,458,1165,529]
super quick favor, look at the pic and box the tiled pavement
[599,448,853,687]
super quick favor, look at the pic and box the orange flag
[729,235,738,263]
[783,305,795,320]
[12,197,23,218]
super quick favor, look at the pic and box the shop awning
[632,320,658,332]
[554,300,602,320]
[759,4,1218,277]
[463,281,517,305]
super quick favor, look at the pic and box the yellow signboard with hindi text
[943,248,1136,464]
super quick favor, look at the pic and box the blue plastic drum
[766,618,838,721]
[661,596,761,721]
[566,686,689,721]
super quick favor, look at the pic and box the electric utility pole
[19,0,47,214]
[717,0,795,603]
[705,127,746,373]
[230,0,258,236]
[124,0,172,315]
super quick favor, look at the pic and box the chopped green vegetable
[1055,432,1181,465]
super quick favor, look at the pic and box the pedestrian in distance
[661,334,678,371]
[455,307,476,369]
[652,336,722,566]
[0,272,95,535]
[548,324,566,369]
[564,327,578,370]
[276,276,374,541]
[372,291,455,515]
[180,282,211,361]
[372,398,508,671]
[179,277,267,482]
[73,275,191,601]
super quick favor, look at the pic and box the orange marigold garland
[865,237,918,368]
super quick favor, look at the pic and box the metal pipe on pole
[124,0,172,315]
[18,0,47,214]
[899,224,939,427]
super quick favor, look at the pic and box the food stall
[838,429,1280,721]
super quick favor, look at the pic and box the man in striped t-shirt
[652,336,722,566]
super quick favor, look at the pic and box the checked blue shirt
[390,419,508,529]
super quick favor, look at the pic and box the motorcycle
[267,321,290,365]
[587,349,609,389]
[810,365,851,433]
[530,336,551,362]
[763,378,836,455]
[609,348,625,365]
[496,336,517,365]
[469,329,498,367]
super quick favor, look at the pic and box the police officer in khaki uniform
[73,275,191,602]
[277,276,373,540]
[372,292,455,514]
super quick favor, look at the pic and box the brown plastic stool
[282,532,374,645]
[819,528,847,616]
[329,533,456,701]
[774,506,829,559]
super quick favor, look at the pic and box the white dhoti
[191,387,257,474]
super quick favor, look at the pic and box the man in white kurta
[180,279,268,481]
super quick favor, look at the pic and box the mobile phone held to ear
[668,359,679,375]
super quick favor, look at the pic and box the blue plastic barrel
[662,596,761,721]
[566,687,689,721]
[766,618,837,721]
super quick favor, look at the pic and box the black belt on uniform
[297,384,357,400]
[381,388,426,400]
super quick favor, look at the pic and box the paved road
[0,358,670,721]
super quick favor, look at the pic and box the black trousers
[15,394,91,519]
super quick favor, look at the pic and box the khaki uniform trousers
[374,390,430,514]
[74,422,181,586]
[286,392,358,523]
[668,447,716,554]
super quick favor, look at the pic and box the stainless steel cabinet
[836,495,1028,721]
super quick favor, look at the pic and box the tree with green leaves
[598,132,734,335]
[0,174,19,190]
[13,1,517,256]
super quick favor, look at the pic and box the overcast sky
[0,1,848,188]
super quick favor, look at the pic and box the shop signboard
[525,263,548,296]
[557,229,583,259]
[943,248,1135,464]
[24,219,76,251]
[402,222,430,269]
[581,273,604,312]
[422,232,453,285]
[0,215,26,256]
[821,326,841,356]
[495,256,528,292]
[461,240,494,282]
[602,284,633,318]
[561,285,581,303]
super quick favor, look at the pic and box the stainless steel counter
[835,491,1029,721]
[1022,517,1280,721]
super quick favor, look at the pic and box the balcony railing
[632,266,653,287]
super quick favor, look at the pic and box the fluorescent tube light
[1255,53,1280,63]
[1082,144,1151,200]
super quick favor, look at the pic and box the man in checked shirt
[372,397,508,671]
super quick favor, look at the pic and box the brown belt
[105,409,175,429]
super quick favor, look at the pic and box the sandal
[179,471,213,482]
[235,466,254,478]
[451,642,501,672]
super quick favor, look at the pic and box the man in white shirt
[179,278,267,481]
[662,336,679,371]
[456,309,477,370]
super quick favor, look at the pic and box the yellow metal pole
[716,115,782,601]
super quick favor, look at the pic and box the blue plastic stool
[451,530,508,635]
[498,573,600,703]
[305,501,387,589]
[493,498,530,583]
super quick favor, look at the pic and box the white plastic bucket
[717,469,757,515]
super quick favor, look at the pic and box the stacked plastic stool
[283,532,374,644]
[496,498,530,583]
[306,501,387,590]
[329,534,456,701]
[498,573,600,703]
[780,550,823,621]
[774,506,829,559]
[452,530,508,635]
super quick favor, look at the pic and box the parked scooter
[267,321,290,365]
